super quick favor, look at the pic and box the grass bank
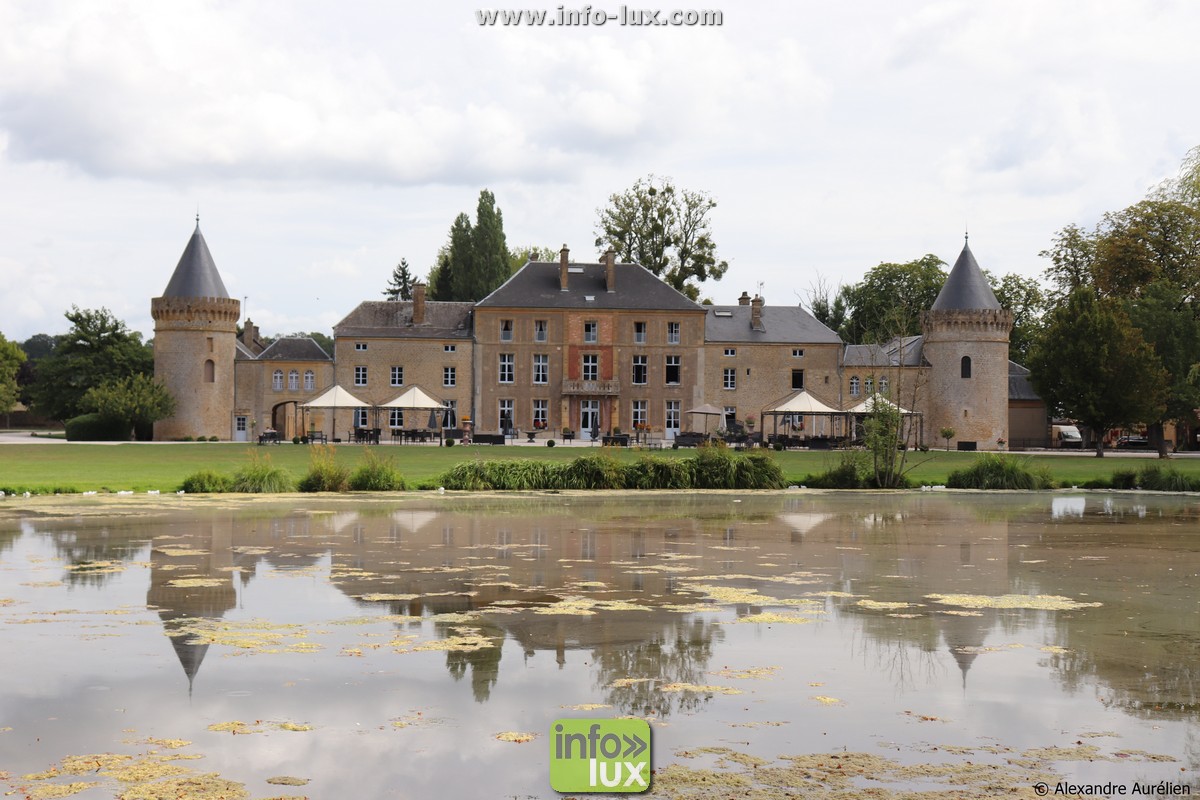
[1,442,1197,494]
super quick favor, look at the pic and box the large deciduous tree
[836,255,947,344]
[0,333,26,420]
[27,307,153,421]
[1026,287,1167,457]
[594,175,728,300]
[82,373,176,441]
[991,272,1047,364]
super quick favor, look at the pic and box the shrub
[773,442,784,452]
[946,454,1053,490]
[445,438,455,447]
[181,436,194,442]
[64,413,129,442]
[733,452,785,489]
[441,461,494,490]
[348,449,407,491]
[561,454,625,489]
[692,443,738,489]
[229,453,294,493]
[546,439,556,448]
[1135,464,1200,492]
[1110,469,1138,490]
[804,451,866,489]
[208,435,220,442]
[625,456,694,489]
[292,436,301,444]
[180,470,231,493]
[298,444,350,492]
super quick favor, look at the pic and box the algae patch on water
[495,731,537,743]
[924,593,1102,610]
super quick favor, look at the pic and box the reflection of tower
[151,220,240,440]
[146,518,237,696]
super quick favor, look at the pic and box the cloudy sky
[1,1,1198,342]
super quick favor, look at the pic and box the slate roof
[1009,361,1041,401]
[256,337,332,361]
[477,261,701,312]
[931,241,1001,311]
[885,335,927,367]
[842,344,892,368]
[333,300,475,339]
[161,222,230,299]
[705,305,841,344]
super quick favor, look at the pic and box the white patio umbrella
[381,385,445,438]
[686,402,725,434]
[300,384,369,441]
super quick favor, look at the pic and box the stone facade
[151,295,240,441]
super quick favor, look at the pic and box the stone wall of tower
[152,296,240,440]
[920,308,1012,450]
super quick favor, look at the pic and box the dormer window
[500,320,513,342]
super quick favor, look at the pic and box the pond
[0,492,1197,799]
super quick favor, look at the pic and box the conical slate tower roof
[161,221,229,299]
[930,239,1000,311]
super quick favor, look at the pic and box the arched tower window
[288,370,299,390]
[961,356,972,379]
[304,370,315,391]
[273,370,284,391]
[203,359,215,383]
[849,376,860,396]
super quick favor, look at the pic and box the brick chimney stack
[559,245,570,291]
[412,283,426,325]
[750,295,765,331]
[241,319,263,355]
[605,249,616,293]
[738,291,751,306]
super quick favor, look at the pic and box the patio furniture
[307,431,328,444]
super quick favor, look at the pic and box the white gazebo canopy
[301,384,369,409]
[380,386,444,409]
[845,395,913,415]
[766,390,841,415]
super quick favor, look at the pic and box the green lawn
[1,441,1197,494]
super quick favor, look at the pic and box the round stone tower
[920,239,1012,451]
[151,220,240,440]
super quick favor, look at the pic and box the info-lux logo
[550,718,651,793]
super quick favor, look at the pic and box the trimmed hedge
[65,413,130,442]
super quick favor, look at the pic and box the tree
[27,307,153,421]
[991,272,1047,364]
[1026,287,1167,457]
[1091,199,1200,300]
[939,427,956,451]
[382,258,415,301]
[836,255,947,344]
[427,191,512,302]
[508,245,559,273]
[594,175,728,300]
[805,275,848,334]
[1125,281,1200,455]
[0,333,26,422]
[82,373,176,441]
[1040,223,1097,302]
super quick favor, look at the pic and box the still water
[0,492,1197,799]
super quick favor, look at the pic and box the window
[632,400,647,428]
[389,409,404,429]
[444,344,456,353]
[634,321,646,344]
[665,400,680,431]
[443,366,456,387]
[288,370,299,390]
[207,336,214,353]
[723,367,736,390]
[354,366,367,386]
[354,408,368,428]
[792,369,804,390]
[534,320,547,342]
[865,377,874,395]
[724,348,736,357]
[272,370,283,391]
[632,355,647,385]
[355,342,367,351]
[665,355,680,385]
[532,399,548,428]
[850,376,860,396]
[584,321,598,343]
[304,370,315,391]
[724,406,737,428]
[500,320,513,341]
[391,366,404,386]
[204,360,215,383]
[793,348,804,358]
[582,354,599,381]
[499,399,514,433]
[961,356,972,379]
[879,376,889,393]
[533,354,548,384]
[667,322,680,344]
[499,353,514,384]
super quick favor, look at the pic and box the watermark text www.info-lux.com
[476,6,723,27]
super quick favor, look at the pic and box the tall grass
[693,443,738,489]
[803,451,867,489]
[298,444,350,493]
[179,470,231,493]
[561,454,625,490]
[624,456,694,489]
[734,452,785,489]
[946,454,1053,490]
[1132,464,1200,492]
[348,449,407,491]
[228,452,294,493]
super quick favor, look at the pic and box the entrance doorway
[580,400,600,440]
[665,401,680,440]
[234,416,248,442]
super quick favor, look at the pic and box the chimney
[242,319,260,353]
[559,244,570,291]
[738,291,751,306]
[750,295,764,331]
[412,283,426,325]
[605,249,616,293]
